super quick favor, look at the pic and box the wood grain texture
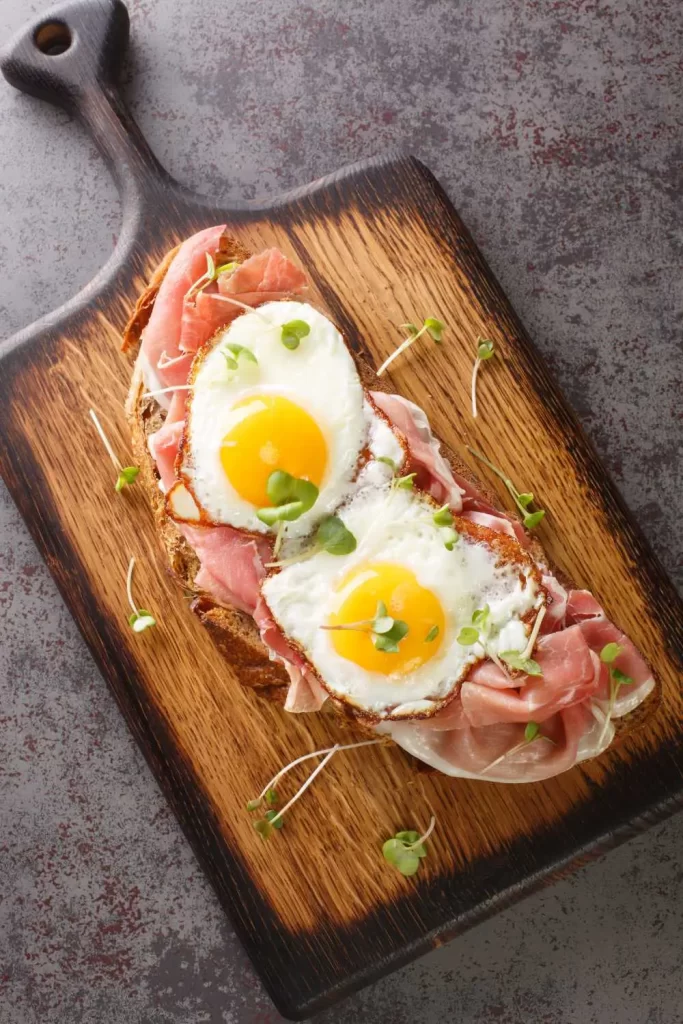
[1,2,682,1019]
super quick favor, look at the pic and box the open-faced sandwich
[119,226,655,787]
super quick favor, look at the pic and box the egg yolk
[220,394,327,507]
[328,562,445,676]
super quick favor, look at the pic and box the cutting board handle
[0,0,170,208]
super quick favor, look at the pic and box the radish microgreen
[125,556,156,633]
[499,650,542,676]
[382,816,436,876]
[376,317,446,377]
[320,599,410,654]
[89,409,140,494]
[266,515,357,568]
[256,470,319,526]
[221,342,258,375]
[597,642,634,746]
[186,253,239,303]
[281,320,310,350]
[482,719,554,774]
[471,336,495,418]
[466,446,546,530]
[247,739,383,839]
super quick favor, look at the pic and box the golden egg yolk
[328,562,445,676]
[220,395,327,507]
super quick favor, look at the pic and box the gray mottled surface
[0,0,681,1021]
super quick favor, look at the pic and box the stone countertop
[0,1,681,1022]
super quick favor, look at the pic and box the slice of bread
[124,238,657,743]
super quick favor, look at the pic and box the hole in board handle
[34,21,72,57]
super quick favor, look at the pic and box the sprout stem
[471,358,482,418]
[89,409,122,471]
[410,815,436,849]
[126,556,139,616]
[257,739,383,801]
[157,350,190,370]
[376,325,427,377]
[266,745,340,827]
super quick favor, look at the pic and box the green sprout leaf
[395,473,416,490]
[523,509,546,530]
[524,721,541,743]
[424,317,445,343]
[382,838,421,876]
[517,492,534,508]
[253,818,274,840]
[281,319,311,350]
[425,625,440,643]
[257,470,319,525]
[316,515,357,556]
[222,351,238,371]
[400,322,419,336]
[500,651,543,676]
[128,610,156,633]
[457,626,480,646]
[265,809,284,829]
[226,342,258,365]
[382,818,435,876]
[373,618,409,653]
[477,338,495,360]
[442,527,459,550]
[265,789,278,807]
[377,455,398,471]
[432,505,454,526]
[611,668,634,688]
[472,606,490,629]
[115,466,140,492]
[246,798,262,811]
[600,642,622,664]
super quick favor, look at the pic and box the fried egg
[165,301,404,539]
[261,485,545,719]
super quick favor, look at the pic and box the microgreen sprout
[428,505,459,549]
[281,320,310,350]
[471,336,495,418]
[221,341,258,374]
[246,739,383,838]
[394,472,416,490]
[499,650,542,676]
[256,470,319,527]
[466,446,546,530]
[376,317,446,377]
[266,515,357,568]
[89,409,140,494]
[320,599,410,654]
[425,625,440,643]
[186,252,239,303]
[382,816,436,876]
[596,643,634,747]
[377,455,398,471]
[482,719,554,774]
[125,557,156,633]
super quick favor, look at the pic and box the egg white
[173,301,403,539]
[262,485,544,719]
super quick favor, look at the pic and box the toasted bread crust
[125,242,657,745]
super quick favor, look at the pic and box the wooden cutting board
[2,2,682,1019]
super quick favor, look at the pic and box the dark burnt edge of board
[1,333,682,1022]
